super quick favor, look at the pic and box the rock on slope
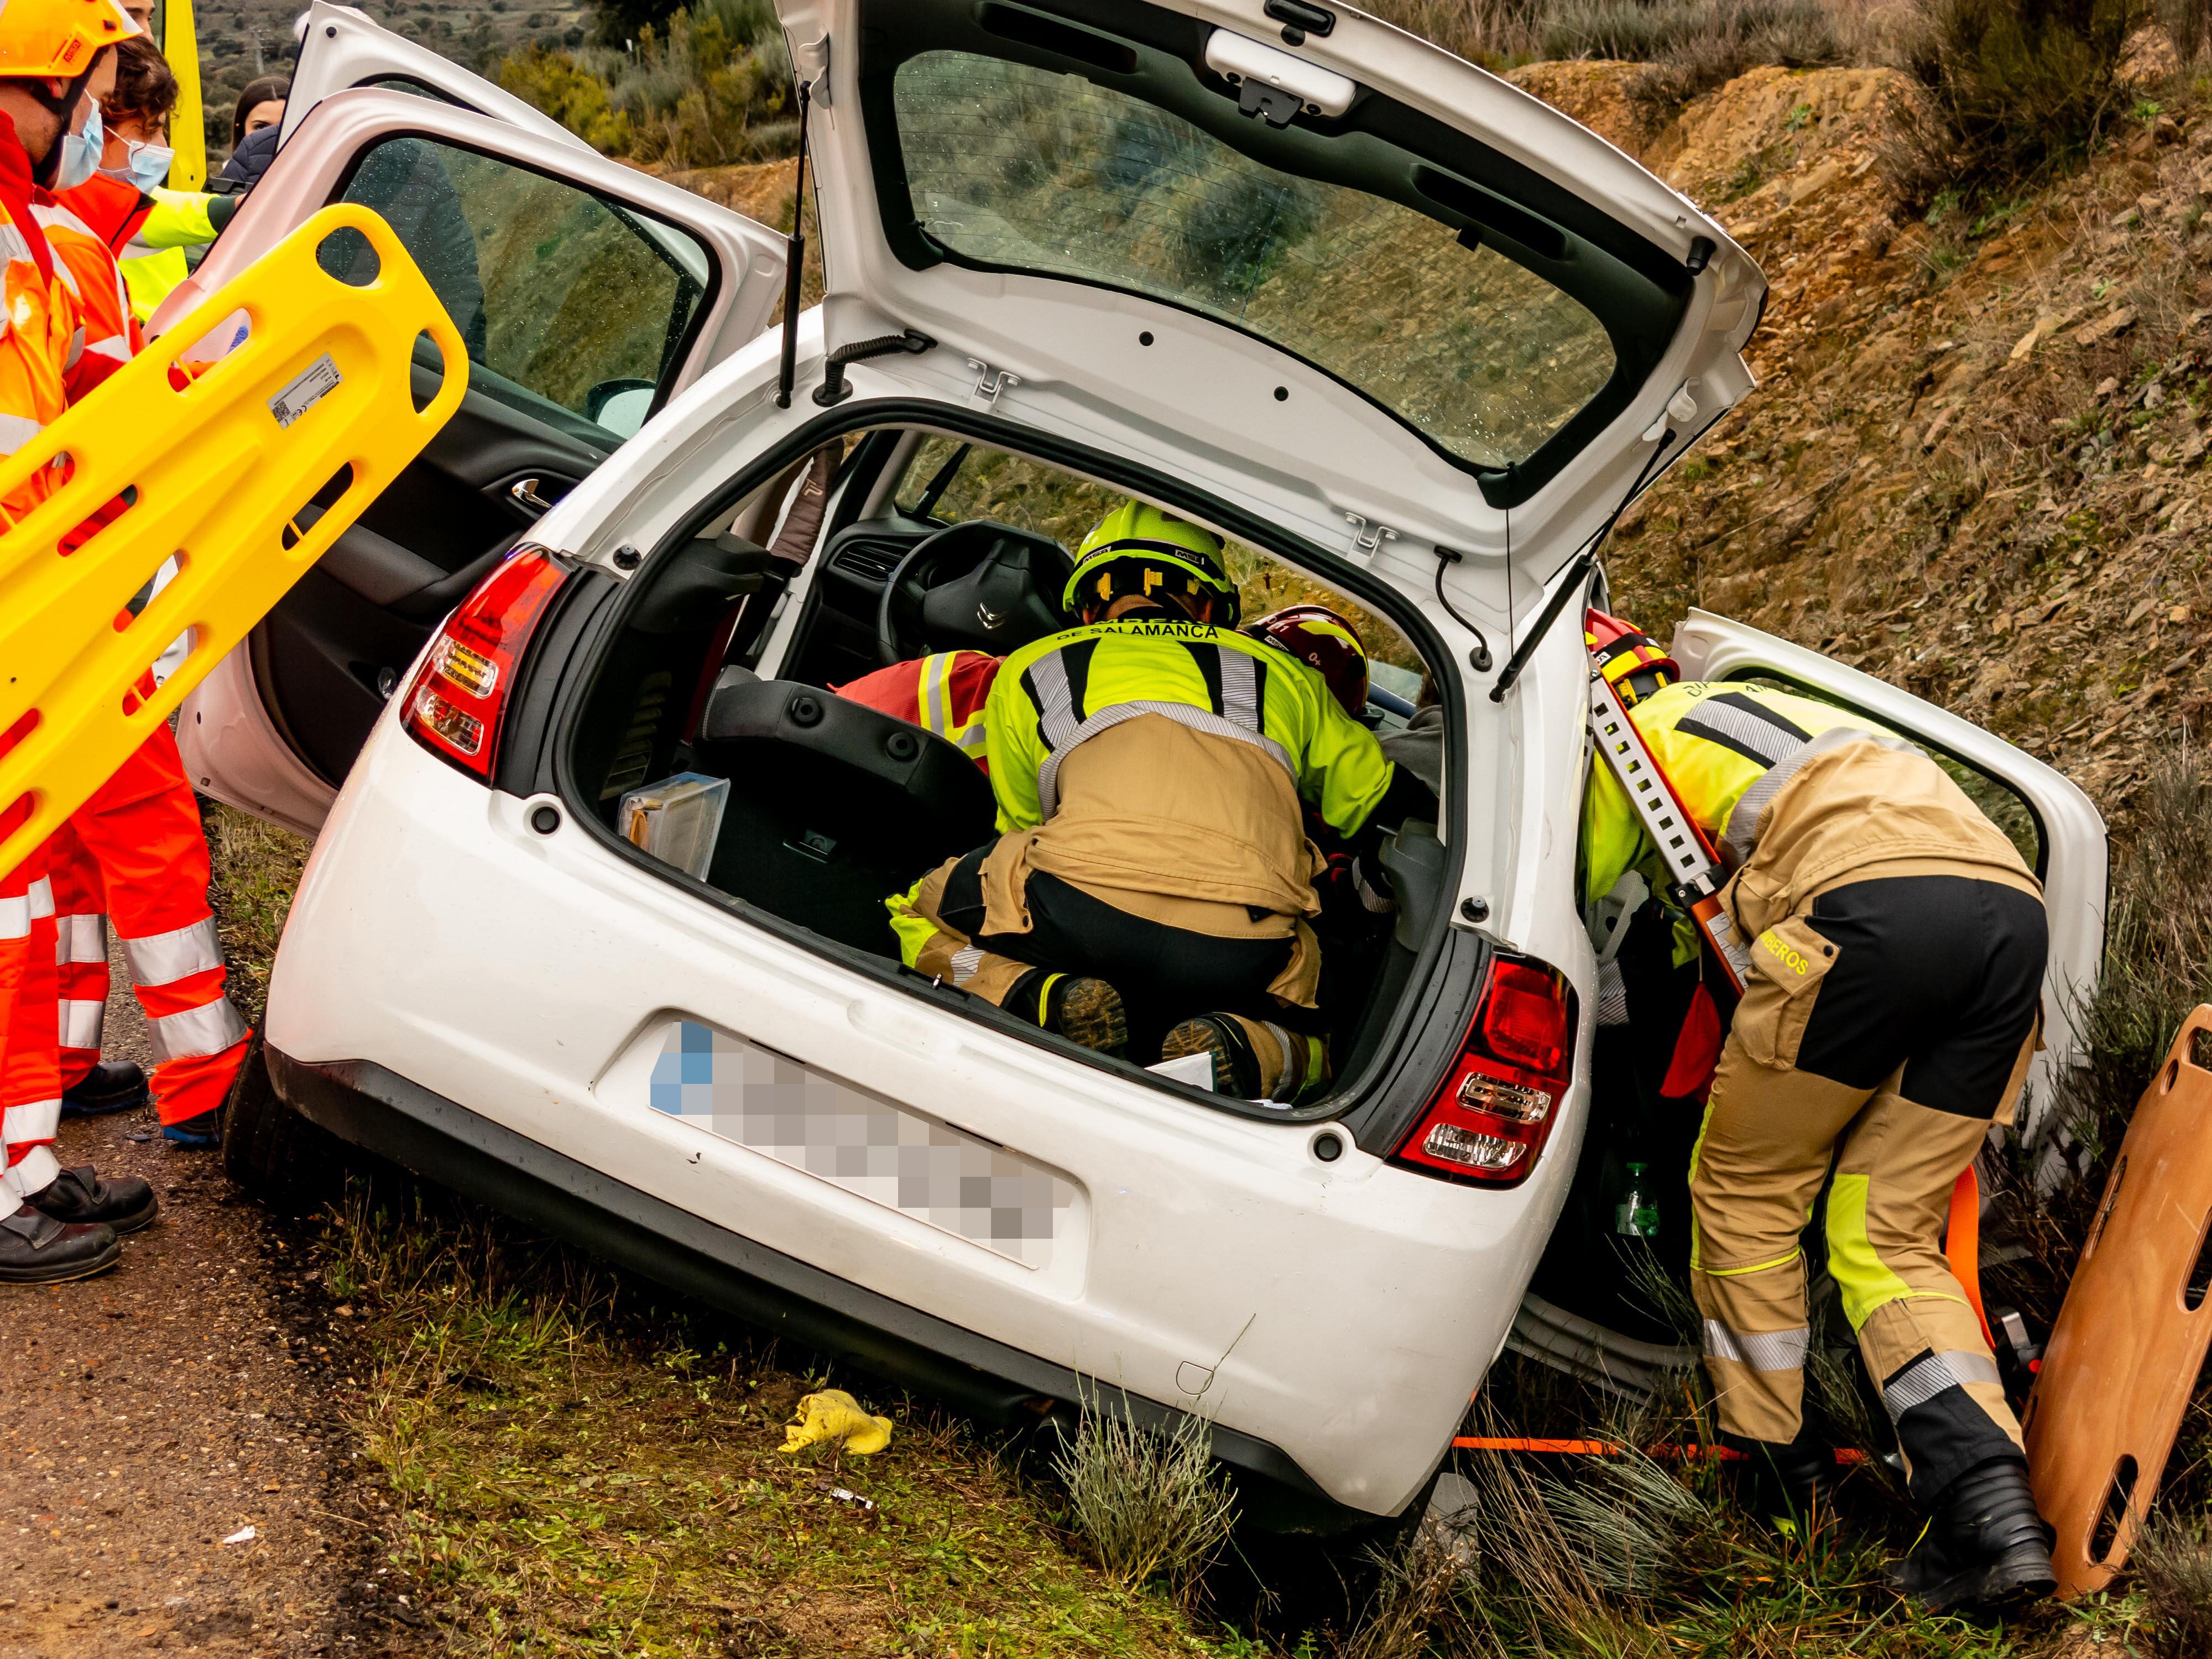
[1505,59,2210,823]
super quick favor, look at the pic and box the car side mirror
[586,377,657,439]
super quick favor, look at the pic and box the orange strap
[1451,1437,1867,1464]
[1947,1164,1996,1350]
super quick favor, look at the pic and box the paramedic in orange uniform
[2,0,229,1284]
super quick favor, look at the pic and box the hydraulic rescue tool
[1584,643,1752,995]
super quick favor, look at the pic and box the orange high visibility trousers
[0,821,60,1213]
[55,727,250,1126]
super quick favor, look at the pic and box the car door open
[170,84,789,833]
[1671,608,2108,1154]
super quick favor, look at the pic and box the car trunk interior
[559,420,1455,1109]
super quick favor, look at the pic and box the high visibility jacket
[1581,682,2036,958]
[0,119,138,518]
[987,617,1394,837]
[58,173,227,321]
[836,650,999,770]
[960,617,1394,1011]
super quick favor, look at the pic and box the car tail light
[1391,954,1576,1186]
[401,546,567,781]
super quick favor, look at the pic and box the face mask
[121,139,173,191]
[53,107,103,192]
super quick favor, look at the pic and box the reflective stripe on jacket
[0,122,139,524]
[986,617,1392,837]
[1580,681,2037,954]
[836,650,999,769]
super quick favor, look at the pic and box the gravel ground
[0,943,424,1658]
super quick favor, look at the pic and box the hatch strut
[1488,425,1679,703]
[774,74,815,411]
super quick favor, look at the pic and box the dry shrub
[1329,1521,1475,1659]
[1051,1387,1236,1596]
[2044,749,2212,1199]
[2134,1512,2212,1655]
[1879,0,2146,210]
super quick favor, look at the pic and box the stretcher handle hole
[2084,1154,2128,1264]
[2164,1058,2181,1093]
[2090,1453,2138,1564]
[2185,1209,2212,1312]
[316,226,382,288]
[411,332,445,416]
[2190,1026,2212,1074]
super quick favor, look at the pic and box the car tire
[222,1032,348,1216]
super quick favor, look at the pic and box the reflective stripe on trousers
[145,998,250,1065]
[121,916,224,988]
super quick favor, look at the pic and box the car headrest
[697,675,996,835]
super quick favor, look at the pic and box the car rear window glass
[889,50,1618,472]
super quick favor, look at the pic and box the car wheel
[221,1032,348,1216]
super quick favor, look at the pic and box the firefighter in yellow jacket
[1581,624,2053,1614]
[887,502,1430,1102]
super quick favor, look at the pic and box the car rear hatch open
[772,0,1766,580]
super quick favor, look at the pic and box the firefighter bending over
[1581,615,2053,1615]
[886,502,1432,1103]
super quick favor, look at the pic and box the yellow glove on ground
[779,1389,893,1455]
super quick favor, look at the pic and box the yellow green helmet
[1062,502,1239,625]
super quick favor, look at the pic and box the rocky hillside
[1514,56,2211,826]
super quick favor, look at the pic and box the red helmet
[1585,607,1678,707]
[1249,604,1370,718]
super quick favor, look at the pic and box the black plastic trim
[535,397,1468,1135]
[267,1045,1386,1531]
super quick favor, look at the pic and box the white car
[184,0,2105,1530]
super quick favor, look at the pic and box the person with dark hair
[218,74,286,187]
[231,72,285,148]
[58,33,239,319]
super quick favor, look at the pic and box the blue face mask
[121,139,173,191]
[53,107,103,192]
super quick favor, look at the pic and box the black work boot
[1160,1013,1329,1103]
[61,1060,151,1117]
[1891,1458,2056,1614]
[1010,972,1128,1055]
[28,1165,158,1233]
[1724,1426,1834,1527]
[0,1208,120,1284]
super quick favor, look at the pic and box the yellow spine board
[0,204,466,873]
[2023,1003,2212,1598]
[160,0,206,193]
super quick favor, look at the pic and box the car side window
[323,135,709,442]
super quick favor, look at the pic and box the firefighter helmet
[1249,603,1370,718]
[1585,608,1678,707]
[1063,502,1239,626]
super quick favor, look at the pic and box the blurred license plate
[648,1020,1073,1269]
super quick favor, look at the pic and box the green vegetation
[495,0,796,165]
[321,1182,1227,1657]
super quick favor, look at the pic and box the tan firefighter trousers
[1688,871,2046,1504]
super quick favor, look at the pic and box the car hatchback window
[891,51,1617,473]
[326,135,708,439]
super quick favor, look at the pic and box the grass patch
[205,801,312,1027]
[321,1182,1226,1657]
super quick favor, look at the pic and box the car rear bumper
[268,1043,1380,1532]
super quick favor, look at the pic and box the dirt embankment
[1508,59,2212,824]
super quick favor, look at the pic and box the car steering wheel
[875,519,1074,666]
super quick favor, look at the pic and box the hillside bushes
[496,0,794,166]
[1881,0,2147,206]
